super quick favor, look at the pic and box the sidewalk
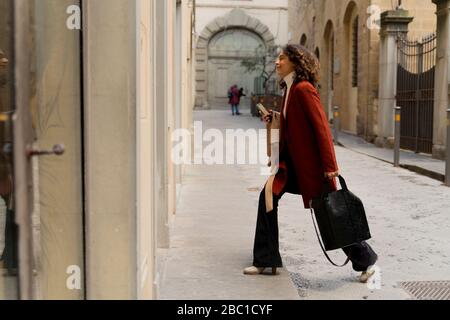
[159,109,450,300]
[337,131,446,182]
[159,108,300,300]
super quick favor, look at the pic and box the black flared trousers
[252,188,378,272]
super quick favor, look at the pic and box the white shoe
[243,266,278,275]
[359,266,376,283]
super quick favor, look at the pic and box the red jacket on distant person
[272,80,338,208]
[229,86,240,105]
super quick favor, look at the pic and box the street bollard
[394,106,401,168]
[333,106,340,145]
[446,108,450,187]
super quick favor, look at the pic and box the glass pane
[0,0,19,300]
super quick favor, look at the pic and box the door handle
[26,144,65,157]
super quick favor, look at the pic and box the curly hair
[281,44,320,89]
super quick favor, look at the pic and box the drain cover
[399,281,450,300]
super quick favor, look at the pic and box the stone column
[432,0,450,159]
[376,10,413,148]
[154,0,170,249]
[83,0,138,299]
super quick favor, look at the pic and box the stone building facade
[0,0,195,300]
[287,0,439,150]
[194,0,289,108]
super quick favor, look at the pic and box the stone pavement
[337,131,446,181]
[159,108,450,300]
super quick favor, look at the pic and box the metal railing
[396,33,436,154]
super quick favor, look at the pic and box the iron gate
[396,33,436,154]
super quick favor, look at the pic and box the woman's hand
[325,171,339,180]
[261,110,273,124]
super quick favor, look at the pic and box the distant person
[229,85,241,116]
[238,87,246,114]
[239,88,246,98]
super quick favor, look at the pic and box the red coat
[229,87,240,105]
[272,81,339,208]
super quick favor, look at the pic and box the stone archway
[342,1,359,134]
[195,8,276,109]
[207,29,266,108]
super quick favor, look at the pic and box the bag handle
[320,175,348,198]
[337,175,348,191]
[309,200,350,268]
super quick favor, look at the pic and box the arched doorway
[300,34,308,46]
[207,28,266,108]
[195,9,276,109]
[343,1,359,134]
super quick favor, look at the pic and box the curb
[337,141,445,184]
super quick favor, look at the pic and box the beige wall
[401,0,438,39]
[3,0,194,300]
[136,0,156,300]
[181,0,195,178]
[82,0,194,299]
[176,0,195,182]
[167,0,177,228]
[196,0,289,45]
[154,0,170,254]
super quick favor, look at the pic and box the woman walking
[243,45,378,283]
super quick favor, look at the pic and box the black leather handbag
[309,175,371,267]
